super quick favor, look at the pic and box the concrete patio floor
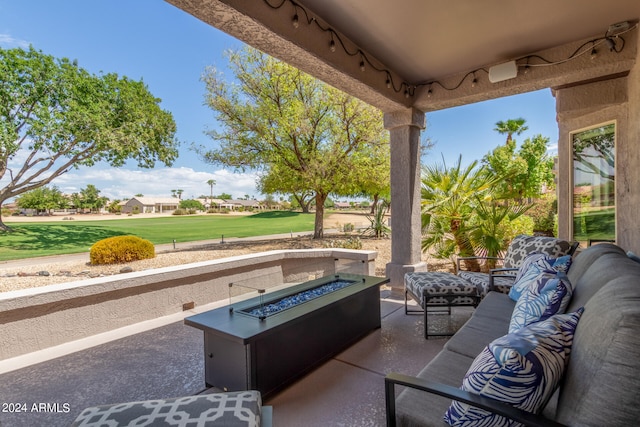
[0,291,472,427]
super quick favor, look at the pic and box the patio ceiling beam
[413,28,638,112]
[166,0,412,112]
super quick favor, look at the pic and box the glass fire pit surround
[185,273,389,398]
[232,277,357,319]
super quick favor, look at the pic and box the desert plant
[90,235,155,265]
[322,237,363,250]
[362,202,390,238]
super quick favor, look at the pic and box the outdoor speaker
[488,61,518,83]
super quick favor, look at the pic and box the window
[572,123,615,246]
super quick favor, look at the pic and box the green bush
[90,235,155,265]
[172,208,187,216]
[526,194,557,234]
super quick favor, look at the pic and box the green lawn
[0,211,316,261]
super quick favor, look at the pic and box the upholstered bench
[70,390,272,427]
[405,272,480,338]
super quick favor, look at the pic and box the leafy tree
[135,194,144,197]
[257,163,315,212]
[71,184,107,213]
[483,120,554,199]
[16,186,68,214]
[215,193,233,200]
[179,199,204,211]
[200,47,388,238]
[0,46,179,231]
[107,199,122,213]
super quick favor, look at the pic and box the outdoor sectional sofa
[385,242,640,426]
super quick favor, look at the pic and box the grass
[0,211,316,261]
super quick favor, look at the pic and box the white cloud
[53,166,260,201]
[0,34,30,48]
[1,146,260,202]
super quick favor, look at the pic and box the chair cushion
[509,254,572,301]
[457,271,515,298]
[71,391,264,427]
[509,271,573,333]
[405,272,479,306]
[502,235,572,269]
[444,309,583,427]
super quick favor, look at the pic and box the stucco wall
[0,249,377,361]
[554,76,636,252]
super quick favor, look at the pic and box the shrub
[172,208,187,216]
[90,235,155,265]
[322,237,363,250]
[342,223,355,232]
[527,194,557,234]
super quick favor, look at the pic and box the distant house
[334,202,352,209]
[121,197,179,214]
[227,199,263,210]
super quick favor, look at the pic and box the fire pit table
[185,273,389,398]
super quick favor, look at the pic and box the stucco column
[618,43,640,253]
[384,108,428,293]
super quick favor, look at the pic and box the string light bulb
[292,14,299,28]
[590,47,598,59]
[359,59,366,71]
[329,38,336,52]
[386,78,392,88]
[606,37,616,51]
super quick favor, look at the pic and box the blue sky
[0,0,559,201]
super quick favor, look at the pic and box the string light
[263,0,636,99]
[263,0,413,97]
[329,38,336,52]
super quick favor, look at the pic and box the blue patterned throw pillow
[444,309,583,427]
[509,253,572,301]
[509,271,573,333]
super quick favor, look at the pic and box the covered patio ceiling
[166,0,639,112]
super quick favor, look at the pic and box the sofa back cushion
[503,235,572,269]
[566,243,637,312]
[555,277,640,426]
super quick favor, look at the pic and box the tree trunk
[0,215,12,232]
[451,219,480,271]
[370,194,379,214]
[294,194,311,213]
[313,192,326,239]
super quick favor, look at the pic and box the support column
[384,108,427,294]
[618,41,640,253]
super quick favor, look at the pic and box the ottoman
[70,390,272,427]
[404,272,480,338]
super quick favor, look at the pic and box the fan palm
[421,155,498,270]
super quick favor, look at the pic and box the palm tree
[207,179,216,208]
[494,118,528,147]
[421,155,498,270]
